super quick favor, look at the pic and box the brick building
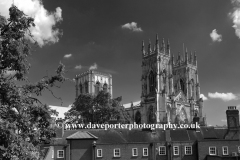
[42,106,240,160]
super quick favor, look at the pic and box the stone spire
[185,47,188,64]
[167,39,170,56]
[161,38,165,53]
[155,34,159,53]
[142,40,145,57]
[148,39,152,53]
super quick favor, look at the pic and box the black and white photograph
[0,0,240,159]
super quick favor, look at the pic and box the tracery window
[149,71,156,93]
[148,106,155,124]
[79,83,83,93]
[95,81,100,94]
[85,81,88,93]
[103,83,107,92]
[180,79,185,92]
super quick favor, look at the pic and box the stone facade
[75,70,112,98]
[122,34,205,125]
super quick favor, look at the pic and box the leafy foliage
[65,91,120,124]
[0,5,66,160]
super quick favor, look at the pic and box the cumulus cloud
[208,92,238,101]
[75,65,82,69]
[0,0,63,47]
[221,119,227,122]
[229,0,240,38]
[210,29,222,42]
[89,63,97,70]
[200,94,208,101]
[121,22,143,32]
[64,54,72,58]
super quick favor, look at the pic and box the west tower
[139,34,205,125]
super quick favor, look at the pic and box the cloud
[89,63,97,70]
[210,29,222,42]
[121,22,143,32]
[221,119,227,122]
[230,0,240,38]
[0,0,63,47]
[64,54,72,58]
[75,65,82,69]
[208,92,238,101]
[200,94,208,101]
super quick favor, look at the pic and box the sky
[1,0,240,126]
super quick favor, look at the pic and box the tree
[65,90,120,124]
[0,5,66,159]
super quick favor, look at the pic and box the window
[159,146,166,155]
[79,83,83,93]
[85,82,88,93]
[149,71,156,93]
[57,150,64,158]
[185,146,192,155]
[103,83,108,92]
[97,149,102,157]
[114,148,120,157]
[143,148,148,156]
[209,147,216,155]
[222,146,228,155]
[132,148,138,156]
[52,149,54,158]
[173,146,179,155]
[95,81,100,94]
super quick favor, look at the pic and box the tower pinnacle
[142,40,145,56]
[156,34,159,53]
[148,39,152,53]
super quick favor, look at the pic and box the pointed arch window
[79,83,83,93]
[180,79,185,93]
[135,111,141,124]
[149,71,156,93]
[85,81,88,93]
[148,106,155,124]
[103,83,108,92]
[95,81,100,94]
[191,79,194,98]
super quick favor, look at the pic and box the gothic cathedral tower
[140,34,205,125]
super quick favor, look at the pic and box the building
[75,70,113,98]
[119,35,205,125]
[42,106,240,160]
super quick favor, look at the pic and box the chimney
[224,106,239,139]
[226,106,239,130]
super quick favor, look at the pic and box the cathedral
[74,34,206,125]
[121,34,206,125]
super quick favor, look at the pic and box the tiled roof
[170,129,191,141]
[200,127,218,139]
[88,129,127,144]
[53,126,239,145]
[66,131,98,139]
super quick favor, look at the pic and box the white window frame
[185,146,192,155]
[132,148,138,156]
[173,146,179,155]
[57,150,64,158]
[51,148,54,158]
[114,148,120,157]
[209,146,216,155]
[97,149,102,157]
[159,146,166,155]
[222,146,228,155]
[143,148,148,156]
